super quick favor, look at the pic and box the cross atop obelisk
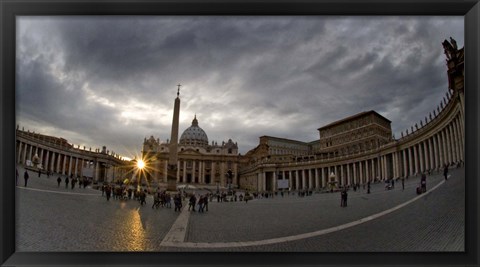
[177,84,181,97]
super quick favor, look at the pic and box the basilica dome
[179,115,209,147]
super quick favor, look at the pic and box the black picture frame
[1,0,479,266]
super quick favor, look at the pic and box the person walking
[198,195,204,213]
[421,173,427,193]
[105,185,112,201]
[23,170,29,187]
[203,195,209,212]
[443,164,449,181]
[57,177,62,187]
[340,188,348,207]
[174,194,182,212]
[139,190,147,206]
[65,177,69,189]
[188,194,196,211]
[343,189,348,207]
[367,181,371,194]
[340,190,345,207]
[402,177,405,191]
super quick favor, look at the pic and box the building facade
[15,127,131,182]
[239,38,464,192]
[142,115,241,188]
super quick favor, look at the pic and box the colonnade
[244,92,464,193]
[157,159,239,186]
[16,130,128,182]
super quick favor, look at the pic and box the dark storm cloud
[16,16,463,157]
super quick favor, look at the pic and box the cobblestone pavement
[15,165,464,252]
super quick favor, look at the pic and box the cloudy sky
[16,16,463,159]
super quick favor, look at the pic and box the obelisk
[167,84,181,192]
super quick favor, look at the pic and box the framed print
[1,0,479,266]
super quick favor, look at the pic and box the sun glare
[137,159,145,169]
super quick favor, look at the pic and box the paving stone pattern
[15,165,464,252]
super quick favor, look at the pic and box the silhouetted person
[24,170,29,187]
[65,177,69,188]
[421,173,427,192]
[57,177,62,187]
[443,164,449,180]
[105,185,112,201]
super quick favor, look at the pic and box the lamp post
[226,169,233,193]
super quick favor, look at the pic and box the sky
[16,16,464,159]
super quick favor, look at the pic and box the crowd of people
[17,168,92,190]
[18,160,463,213]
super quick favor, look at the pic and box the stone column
[81,158,85,177]
[23,143,28,164]
[28,145,33,161]
[273,171,278,191]
[262,172,266,192]
[424,140,430,171]
[56,153,61,173]
[414,146,420,175]
[439,130,446,165]
[434,136,443,169]
[444,127,451,164]
[384,155,388,179]
[17,142,23,164]
[302,169,306,189]
[359,161,364,184]
[373,158,376,181]
[39,149,44,167]
[315,168,319,190]
[164,161,168,182]
[61,155,66,175]
[199,161,203,184]
[68,155,73,177]
[457,116,465,160]
[50,152,56,173]
[433,135,439,169]
[183,161,187,183]
[93,161,98,182]
[407,149,412,176]
[74,157,78,177]
[419,143,424,173]
[391,153,396,178]
[448,124,457,163]
[192,160,196,183]
[451,119,459,162]
[45,150,51,172]
[454,117,463,161]
[308,169,313,190]
[295,170,300,190]
[449,124,455,163]
[221,162,226,187]
[444,129,450,164]
[365,160,369,183]
[428,138,434,171]
[289,170,293,188]
[321,168,326,189]
[352,162,357,185]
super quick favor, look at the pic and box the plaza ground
[15,165,464,252]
